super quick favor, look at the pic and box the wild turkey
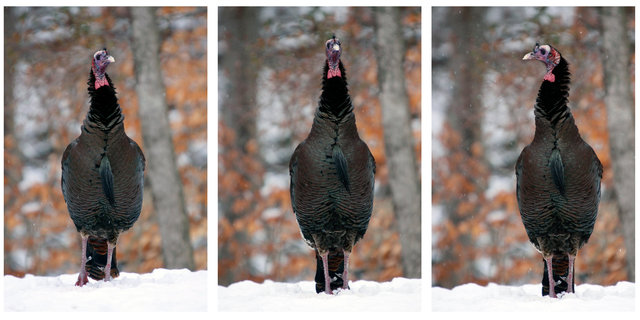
[61,48,145,286]
[289,36,375,294]
[516,43,602,297]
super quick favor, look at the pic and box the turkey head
[326,36,342,79]
[91,48,115,89]
[523,42,561,82]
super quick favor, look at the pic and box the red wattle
[544,72,555,83]
[327,68,341,79]
[95,76,109,89]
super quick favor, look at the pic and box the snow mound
[432,281,634,311]
[218,277,420,311]
[4,268,207,311]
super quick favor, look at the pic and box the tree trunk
[600,7,635,282]
[130,7,195,270]
[4,7,19,185]
[4,8,16,140]
[448,8,485,152]
[374,7,421,279]
[219,7,259,153]
[218,7,261,285]
[434,7,487,288]
[4,7,20,273]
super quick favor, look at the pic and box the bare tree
[130,7,195,270]
[600,7,635,282]
[219,7,260,153]
[4,7,18,182]
[218,7,261,285]
[374,7,421,278]
[4,7,21,272]
[433,7,488,287]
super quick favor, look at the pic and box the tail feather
[542,253,573,296]
[86,236,119,281]
[315,249,345,293]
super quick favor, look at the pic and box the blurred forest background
[4,7,207,277]
[432,7,635,288]
[219,7,421,286]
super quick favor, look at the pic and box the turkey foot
[76,272,89,287]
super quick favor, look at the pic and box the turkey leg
[75,234,89,286]
[544,255,556,298]
[103,242,115,282]
[320,251,332,294]
[566,254,575,294]
[342,249,350,290]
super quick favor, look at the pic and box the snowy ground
[4,268,207,311]
[218,278,421,311]
[432,282,635,311]
[6,271,633,312]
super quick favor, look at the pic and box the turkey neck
[533,57,571,127]
[87,70,124,131]
[319,61,353,120]
[312,61,359,142]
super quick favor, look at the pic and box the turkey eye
[540,48,546,55]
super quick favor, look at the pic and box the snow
[4,269,207,311]
[218,278,420,311]
[4,268,635,313]
[432,282,635,311]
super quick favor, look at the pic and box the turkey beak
[107,56,115,63]
[523,52,535,60]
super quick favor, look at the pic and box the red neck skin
[327,61,342,79]
[94,74,110,89]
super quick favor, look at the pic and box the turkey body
[62,49,145,286]
[290,37,375,294]
[517,43,602,297]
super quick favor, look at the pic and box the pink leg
[544,255,556,298]
[566,254,575,294]
[342,250,350,290]
[320,251,332,294]
[103,242,115,282]
[75,235,89,287]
